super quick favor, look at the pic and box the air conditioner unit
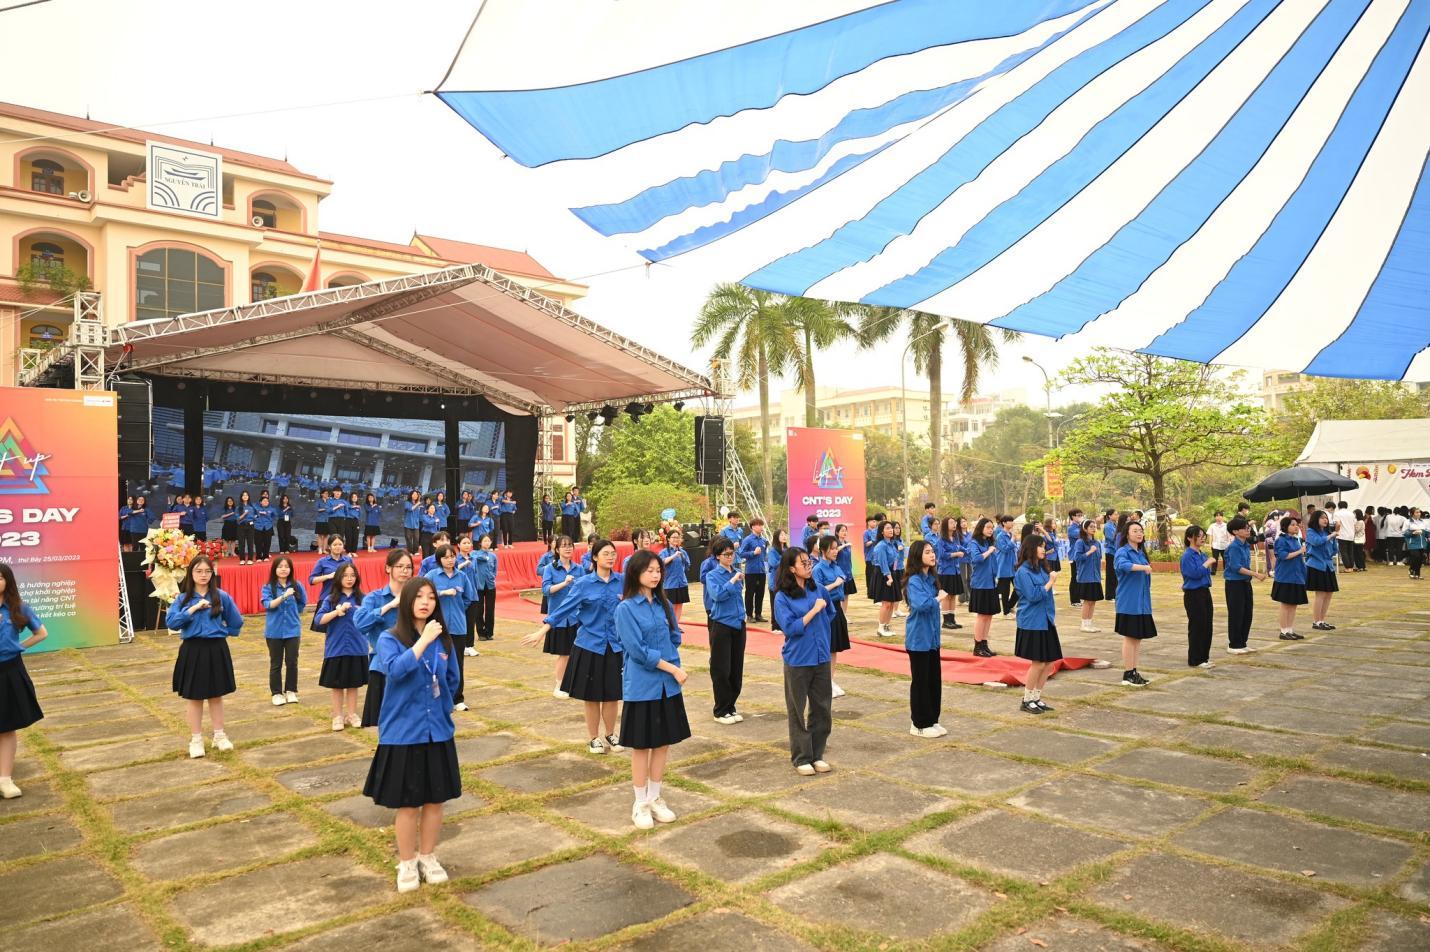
[252,216,266,227]
[75,189,91,202]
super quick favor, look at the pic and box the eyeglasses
[793,558,813,567]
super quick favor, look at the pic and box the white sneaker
[212,731,234,752]
[877,624,893,637]
[1080,623,1100,633]
[648,797,677,823]
[831,682,847,698]
[464,646,478,657]
[1243,645,1258,652]
[188,737,206,759]
[714,714,739,725]
[332,716,345,731]
[396,859,420,893]
[909,724,942,738]
[631,800,654,830]
[0,778,22,799]
[416,853,448,884]
[587,738,607,755]
[285,691,299,703]
[454,702,469,712]
[1197,661,1216,669]
[795,763,817,776]
[930,723,949,737]
[1226,647,1250,655]
[553,687,570,699]
[345,713,362,728]
[812,760,832,773]
[605,734,626,753]
[893,609,906,618]
[729,711,745,723]
[271,693,287,706]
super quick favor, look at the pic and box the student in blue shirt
[766,528,789,632]
[659,529,692,621]
[501,491,520,549]
[315,489,333,553]
[526,540,625,755]
[614,550,691,830]
[1070,519,1105,633]
[1303,510,1340,631]
[426,544,477,711]
[419,503,442,555]
[834,524,857,598]
[262,555,307,706]
[362,576,463,894]
[403,490,423,554]
[191,494,209,542]
[1271,515,1309,641]
[869,521,898,637]
[456,491,476,531]
[128,493,152,544]
[467,504,495,545]
[356,548,416,728]
[812,535,851,699]
[119,496,134,551]
[217,496,237,557]
[1223,517,1265,654]
[934,517,966,631]
[799,515,820,553]
[542,536,583,696]
[1104,513,1123,600]
[891,522,908,611]
[254,491,277,562]
[772,547,833,776]
[0,564,49,798]
[1113,522,1157,687]
[276,494,294,554]
[364,492,383,552]
[317,563,370,731]
[719,511,745,554]
[308,536,353,633]
[737,518,769,620]
[1013,535,1061,715]
[419,532,452,576]
[236,490,257,565]
[559,491,580,542]
[1180,526,1216,669]
[862,515,881,603]
[1064,508,1084,606]
[434,491,451,534]
[994,515,1018,617]
[919,503,938,542]
[704,537,748,725]
[344,491,363,553]
[967,518,1001,658]
[903,540,945,737]
[470,533,498,643]
[166,556,244,759]
[174,493,194,534]
[540,494,556,545]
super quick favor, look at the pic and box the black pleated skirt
[1306,567,1339,592]
[0,656,43,733]
[363,738,462,808]
[1072,580,1105,602]
[830,603,851,653]
[1115,613,1158,639]
[1270,581,1308,605]
[319,653,370,689]
[360,670,385,727]
[870,572,898,603]
[843,577,857,596]
[1015,624,1064,663]
[865,563,878,601]
[969,587,1001,616]
[938,573,964,596]
[560,644,623,702]
[618,690,691,750]
[539,594,548,613]
[543,625,577,656]
[172,637,236,700]
[665,585,690,605]
[221,522,238,541]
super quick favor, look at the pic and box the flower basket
[139,528,227,633]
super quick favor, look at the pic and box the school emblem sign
[146,142,222,219]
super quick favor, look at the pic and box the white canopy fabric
[1296,418,1430,510]
[437,0,1430,381]
[109,264,714,414]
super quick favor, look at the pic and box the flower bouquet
[139,527,223,632]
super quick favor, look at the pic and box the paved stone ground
[4,564,1429,950]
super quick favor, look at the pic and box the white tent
[1296,419,1430,511]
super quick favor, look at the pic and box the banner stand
[118,544,135,644]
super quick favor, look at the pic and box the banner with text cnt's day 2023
[0,386,119,652]
[785,427,867,562]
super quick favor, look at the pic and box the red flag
[302,243,322,292]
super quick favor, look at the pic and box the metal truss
[331,327,544,415]
[708,359,764,524]
[154,364,502,397]
[562,386,721,415]
[14,291,107,390]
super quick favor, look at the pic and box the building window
[388,436,427,453]
[135,247,225,321]
[251,199,277,228]
[30,159,64,195]
[251,271,278,301]
[28,324,64,347]
[262,420,281,434]
[550,432,565,460]
[29,241,64,268]
[337,429,382,448]
[286,423,332,441]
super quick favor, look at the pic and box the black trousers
[744,576,766,619]
[1354,544,1366,570]
[405,527,420,554]
[451,634,472,702]
[500,512,515,546]
[1225,581,1252,649]
[1104,552,1118,600]
[267,637,299,695]
[256,528,273,560]
[561,514,578,540]
[418,531,435,556]
[541,520,554,545]
[708,621,747,717]
[277,520,294,553]
[1387,537,1404,564]
[1408,549,1424,578]
[237,523,255,560]
[1068,559,1079,602]
[345,517,359,553]
[1184,587,1213,666]
[996,577,1019,615]
[474,587,496,640]
[908,648,942,729]
[1338,539,1355,569]
[1211,548,1226,570]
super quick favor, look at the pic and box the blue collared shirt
[1113,545,1153,615]
[425,568,476,637]
[308,555,353,608]
[471,549,497,591]
[0,603,42,663]
[165,590,244,640]
[737,533,768,574]
[1304,528,1337,572]
[812,557,847,606]
[904,571,942,651]
[373,631,460,744]
[773,584,832,667]
[355,586,402,651]
[403,501,422,529]
[969,537,998,589]
[1071,537,1102,582]
[1274,534,1308,585]
[1224,537,1252,582]
[658,547,689,589]
[545,569,623,654]
[994,528,1016,578]
[317,592,368,657]
[1180,547,1212,590]
[542,560,583,612]
[1014,564,1056,631]
[261,582,307,638]
[704,563,746,627]
[615,595,683,702]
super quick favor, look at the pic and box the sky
[0,0,1268,411]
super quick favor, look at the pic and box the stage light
[673,401,684,412]
[176,382,186,390]
[564,414,575,423]
[226,384,235,393]
[587,411,598,422]
[385,395,393,402]
[259,387,268,396]
[641,403,655,415]
[309,390,318,399]
[342,392,351,401]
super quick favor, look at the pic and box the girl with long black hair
[236,490,257,565]
[772,546,833,776]
[166,556,244,758]
[967,518,1000,657]
[1013,534,1060,714]
[0,564,48,799]
[903,540,944,737]
[262,555,307,706]
[318,563,369,729]
[356,549,414,728]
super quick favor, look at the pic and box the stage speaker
[694,416,725,485]
[115,378,152,483]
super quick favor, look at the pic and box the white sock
[1022,688,1035,702]
[634,784,646,805]
[1032,689,1042,701]
[647,780,662,802]
[190,733,202,743]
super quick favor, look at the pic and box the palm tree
[857,307,1018,506]
[784,297,861,427]
[692,284,795,513]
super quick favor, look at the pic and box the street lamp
[1023,355,1058,518]
[900,319,953,521]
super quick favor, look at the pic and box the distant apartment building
[730,385,1027,448]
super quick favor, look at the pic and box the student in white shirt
[1335,502,1356,569]
[1207,512,1230,572]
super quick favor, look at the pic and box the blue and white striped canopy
[437,0,1430,381]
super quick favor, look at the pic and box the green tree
[692,284,796,514]
[783,296,859,427]
[583,406,704,517]
[856,308,1019,507]
[1050,351,1271,546]
[957,405,1082,514]
[733,424,786,509]
[1272,377,1430,464]
[593,482,710,537]
[861,428,929,513]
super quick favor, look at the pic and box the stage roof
[1297,418,1430,465]
[108,264,716,415]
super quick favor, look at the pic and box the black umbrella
[1243,466,1358,502]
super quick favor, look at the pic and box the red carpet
[493,590,1093,687]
